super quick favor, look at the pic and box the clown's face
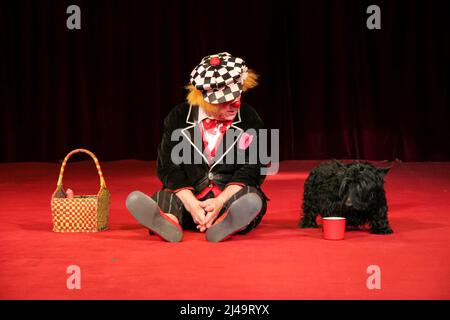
[205,96,241,121]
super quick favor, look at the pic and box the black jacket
[156,102,267,199]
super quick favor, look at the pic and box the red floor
[0,160,449,299]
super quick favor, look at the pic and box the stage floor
[0,160,449,299]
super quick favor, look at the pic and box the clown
[126,52,268,242]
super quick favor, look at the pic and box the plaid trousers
[151,186,267,233]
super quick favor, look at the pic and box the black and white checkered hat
[190,52,248,104]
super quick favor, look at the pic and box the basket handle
[56,149,107,189]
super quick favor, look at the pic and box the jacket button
[208,184,213,188]
[208,172,214,180]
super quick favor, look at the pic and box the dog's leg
[299,203,318,228]
[369,205,393,234]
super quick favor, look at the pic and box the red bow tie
[201,118,233,132]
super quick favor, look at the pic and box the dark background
[1,0,449,163]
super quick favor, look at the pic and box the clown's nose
[231,99,241,109]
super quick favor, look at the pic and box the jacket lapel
[181,105,210,165]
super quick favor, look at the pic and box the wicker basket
[51,149,110,232]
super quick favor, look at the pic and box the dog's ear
[377,167,391,176]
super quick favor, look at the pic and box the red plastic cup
[322,217,346,240]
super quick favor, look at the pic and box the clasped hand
[188,198,224,232]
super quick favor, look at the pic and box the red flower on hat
[209,57,221,66]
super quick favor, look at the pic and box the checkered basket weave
[51,149,110,232]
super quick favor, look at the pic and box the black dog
[299,160,393,234]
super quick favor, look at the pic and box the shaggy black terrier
[299,160,393,234]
